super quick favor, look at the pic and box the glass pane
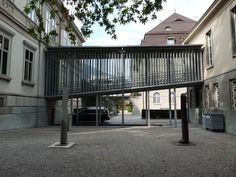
[2,51,8,75]
[4,38,9,51]
[0,50,2,67]
[0,35,3,49]
[30,52,33,62]
[25,50,29,60]
[24,62,28,80]
[28,63,32,81]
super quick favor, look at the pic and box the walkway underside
[45,45,203,99]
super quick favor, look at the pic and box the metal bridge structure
[45,45,203,99]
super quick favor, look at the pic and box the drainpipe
[36,4,44,128]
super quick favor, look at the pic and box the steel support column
[96,95,99,126]
[121,49,125,127]
[122,91,125,127]
[147,91,150,127]
[76,97,79,125]
[169,88,172,125]
[99,96,101,124]
[174,88,177,127]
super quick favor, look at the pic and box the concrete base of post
[48,142,75,149]
[172,141,195,146]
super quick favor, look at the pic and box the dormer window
[165,26,172,31]
[167,37,175,45]
[175,19,183,22]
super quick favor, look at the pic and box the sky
[78,0,215,46]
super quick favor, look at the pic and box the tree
[24,0,166,42]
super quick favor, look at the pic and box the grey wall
[0,96,48,130]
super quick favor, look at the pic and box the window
[205,86,210,108]
[230,79,236,110]
[27,0,39,22]
[175,19,183,22]
[0,33,10,75]
[231,6,236,55]
[62,30,69,46]
[0,96,5,107]
[171,92,175,104]
[23,46,34,82]
[153,92,160,104]
[167,37,175,45]
[206,30,213,67]
[165,26,171,31]
[213,83,219,109]
[45,6,59,40]
[62,30,74,46]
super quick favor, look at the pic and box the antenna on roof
[174,8,176,13]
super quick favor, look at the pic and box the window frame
[22,41,36,86]
[206,30,214,68]
[0,32,11,78]
[62,30,75,46]
[27,0,39,23]
[62,29,68,46]
[45,5,59,42]
[153,92,160,104]
[231,6,236,56]
[205,85,210,109]
[230,79,236,110]
[167,37,175,45]
[213,83,219,109]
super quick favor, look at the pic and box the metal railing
[45,45,203,98]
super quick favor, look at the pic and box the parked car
[72,107,111,124]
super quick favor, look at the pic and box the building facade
[185,0,236,134]
[131,13,196,116]
[0,0,84,130]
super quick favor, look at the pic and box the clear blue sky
[76,0,215,46]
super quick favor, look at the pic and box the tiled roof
[146,13,196,34]
[141,13,196,45]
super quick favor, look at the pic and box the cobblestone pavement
[0,123,236,177]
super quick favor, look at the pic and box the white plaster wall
[185,0,236,80]
[14,0,27,12]
[0,20,41,97]
[131,88,186,114]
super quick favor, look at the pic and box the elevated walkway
[45,45,203,99]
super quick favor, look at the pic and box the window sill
[22,80,35,87]
[0,74,12,82]
[233,53,236,58]
[206,66,214,70]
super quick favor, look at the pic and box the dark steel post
[179,94,189,144]
[121,49,125,127]
[96,95,99,126]
[60,87,68,145]
[169,88,172,125]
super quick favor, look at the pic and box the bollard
[61,87,68,145]
[179,94,189,144]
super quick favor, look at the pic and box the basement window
[0,96,5,107]
[205,86,210,109]
[230,79,236,110]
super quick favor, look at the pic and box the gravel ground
[0,124,236,177]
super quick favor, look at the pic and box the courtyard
[1,123,236,177]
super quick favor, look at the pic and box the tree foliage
[24,0,165,41]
